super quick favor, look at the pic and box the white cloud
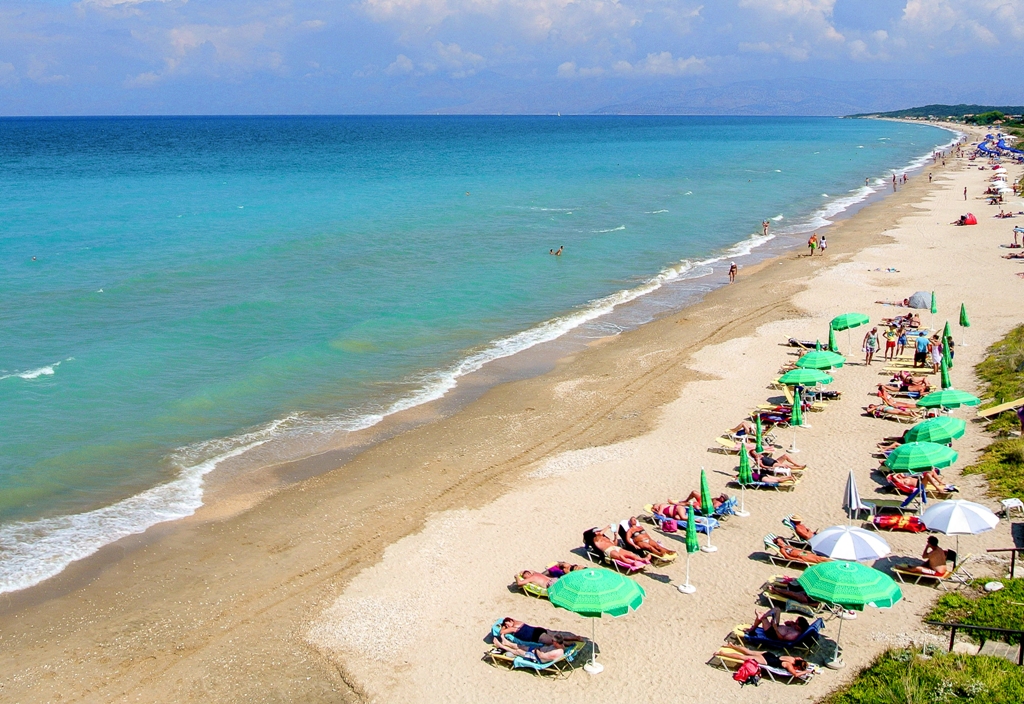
[385,54,414,74]
[901,0,1024,44]
[433,41,485,77]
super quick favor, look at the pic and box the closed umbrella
[699,468,717,552]
[779,368,833,386]
[790,387,805,428]
[798,562,902,668]
[830,313,869,355]
[940,355,952,390]
[828,326,838,353]
[548,568,644,674]
[810,526,891,561]
[943,334,953,370]
[904,417,966,444]
[755,413,764,453]
[736,447,753,517]
[842,469,871,523]
[677,506,701,594]
[884,442,959,471]
[959,303,970,346]
[930,291,938,315]
[917,389,980,409]
[921,500,999,559]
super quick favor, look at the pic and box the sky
[1,0,1023,115]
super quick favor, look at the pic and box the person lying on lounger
[513,570,556,590]
[895,536,951,576]
[584,527,650,570]
[716,644,812,677]
[652,493,731,517]
[789,514,815,541]
[748,608,811,642]
[766,577,813,604]
[881,372,931,395]
[543,562,585,578]
[877,388,918,410]
[753,450,806,472]
[773,536,829,564]
[624,517,677,559]
[865,403,921,418]
[728,420,761,437]
[494,633,566,663]
[746,470,795,486]
[498,618,583,645]
[897,469,954,493]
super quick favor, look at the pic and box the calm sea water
[0,116,953,592]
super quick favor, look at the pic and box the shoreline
[0,123,1002,703]
[0,119,959,598]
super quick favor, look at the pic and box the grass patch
[975,325,1024,435]
[927,579,1024,645]
[820,648,1024,704]
[962,438,1024,501]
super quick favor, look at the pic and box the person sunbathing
[498,618,583,645]
[624,517,676,559]
[513,570,555,590]
[747,470,795,485]
[773,536,829,564]
[1003,252,1024,259]
[877,388,917,409]
[584,527,650,570]
[653,493,730,517]
[895,536,950,576]
[881,372,930,394]
[753,450,805,471]
[543,562,584,578]
[865,403,920,418]
[494,633,566,663]
[716,644,812,677]
[727,420,758,437]
[877,431,908,452]
[896,469,955,494]
[748,607,811,642]
[789,514,815,541]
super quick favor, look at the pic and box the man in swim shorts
[913,332,929,368]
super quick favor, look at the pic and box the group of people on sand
[807,233,826,256]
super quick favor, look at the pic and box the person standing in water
[762,220,769,236]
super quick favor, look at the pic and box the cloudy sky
[2,0,1023,114]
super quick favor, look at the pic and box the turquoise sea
[0,116,954,592]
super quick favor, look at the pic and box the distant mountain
[850,104,1024,118]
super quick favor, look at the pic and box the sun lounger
[865,406,924,423]
[763,533,821,568]
[732,618,825,652]
[708,646,820,684]
[886,473,958,499]
[893,554,973,588]
[581,543,646,574]
[513,572,549,599]
[615,520,678,564]
[485,641,586,677]
[779,516,811,548]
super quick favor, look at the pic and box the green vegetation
[849,104,1024,119]
[966,111,1006,125]
[928,579,1024,645]
[963,439,1024,500]
[975,324,1024,434]
[820,648,1024,703]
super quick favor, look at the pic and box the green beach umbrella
[548,567,645,674]
[884,441,959,471]
[917,388,981,409]
[796,347,845,370]
[779,368,833,386]
[930,291,938,315]
[736,447,753,517]
[828,326,838,353]
[678,506,700,593]
[830,312,870,331]
[797,561,903,668]
[797,561,902,611]
[904,416,966,444]
[755,413,764,453]
[940,355,952,390]
[942,321,951,341]
[790,388,805,428]
[699,468,717,553]
[830,312,869,355]
[959,303,970,346]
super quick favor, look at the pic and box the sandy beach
[1,123,1021,703]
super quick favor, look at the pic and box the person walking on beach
[928,173,933,183]
[818,235,826,254]
[807,233,818,257]
[728,262,738,283]
[863,327,879,366]
[964,186,968,201]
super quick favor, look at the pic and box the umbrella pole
[736,485,750,518]
[678,553,696,593]
[585,617,603,674]
[701,521,717,553]
[828,612,847,669]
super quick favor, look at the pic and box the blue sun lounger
[733,617,825,652]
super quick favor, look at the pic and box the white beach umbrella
[921,500,998,557]
[810,526,891,562]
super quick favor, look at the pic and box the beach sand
[1,125,1021,703]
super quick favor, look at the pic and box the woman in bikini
[584,528,649,570]
[716,644,812,677]
[623,517,676,559]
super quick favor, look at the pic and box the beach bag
[661,519,678,533]
[733,658,761,686]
